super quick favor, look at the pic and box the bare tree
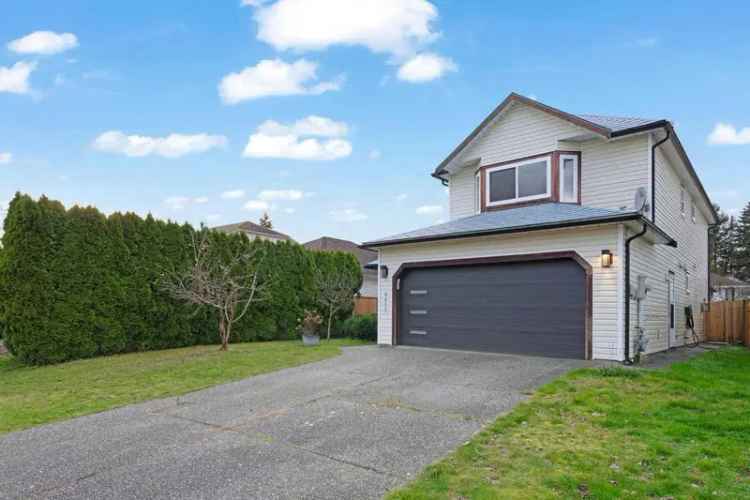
[161,230,266,350]
[314,266,360,341]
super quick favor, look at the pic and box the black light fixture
[601,249,613,268]
[380,265,389,278]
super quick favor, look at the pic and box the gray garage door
[397,259,586,359]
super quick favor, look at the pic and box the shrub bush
[0,193,362,365]
[340,314,377,341]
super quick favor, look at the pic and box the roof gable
[303,236,377,269]
[212,221,292,241]
[434,93,665,178]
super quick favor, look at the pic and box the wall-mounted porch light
[601,249,613,268]
[380,265,389,279]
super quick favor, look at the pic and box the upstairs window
[486,157,551,207]
[680,186,686,217]
[474,170,481,213]
[691,200,696,223]
[559,154,579,203]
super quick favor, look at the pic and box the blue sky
[1,1,749,243]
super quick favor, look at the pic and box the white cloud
[628,37,659,48]
[164,196,191,210]
[708,123,750,145]
[330,208,367,222]
[194,196,209,204]
[416,204,443,215]
[221,189,246,199]
[0,61,36,94]
[253,0,439,59]
[219,58,342,104]
[243,116,352,161]
[396,193,408,202]
[397,52,456,83]
[0,152,12,164]
[258,189,305,201]
[8,31,78,55]
[92,131,227,158]
[244,199,270,211]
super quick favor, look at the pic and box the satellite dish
[634,187,649,214]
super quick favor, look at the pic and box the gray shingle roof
[578,114,661,133]
[364,203,640,247]
[303,236,377,269]
[212,221,293,241]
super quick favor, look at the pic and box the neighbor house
[304,236,378,298]
[711,272,750,301]
[365,93,716,362]
[213,221,293,243]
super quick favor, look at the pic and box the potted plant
[299,310,322,346]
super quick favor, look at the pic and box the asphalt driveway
[0,346,588,500]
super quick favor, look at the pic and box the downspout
[651,127,671,223]
[624,222,648,365]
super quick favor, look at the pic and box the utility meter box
[635,275,649,300]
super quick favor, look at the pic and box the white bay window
[486,157,551,207]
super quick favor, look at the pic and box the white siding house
[366,93,716,362]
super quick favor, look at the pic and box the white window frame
[559,154,579,203]
[680,185,686,218]
[691,200,696,223]
[485,156,552,207]
[474,170,481,214]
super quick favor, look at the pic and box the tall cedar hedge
[0,193,362,365]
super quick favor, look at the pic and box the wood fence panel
[353,297,377,316]
[704,300,749,344]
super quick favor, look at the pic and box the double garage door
[397,258,588,359]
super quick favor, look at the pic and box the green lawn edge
[0,338,369,436]
[388,347,750,500]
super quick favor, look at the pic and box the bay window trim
[485,156,552,207]
[559,153,579,203]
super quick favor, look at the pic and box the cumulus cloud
[0,61,36,94]
[8,31,78,55]
[219,58,342,104]
[253,0,439,59]
[0,152,12,164]
[258,189,305,201]
[416,205,443,215]
[708,123,750,145]
[163,196,210,210]
[243,116,352,161]
[163,196,191,211]
[330,208,367,222]
[221,189,246,199]
[92,131,227,158]
[397,52,456,83]
[244,200,270,211]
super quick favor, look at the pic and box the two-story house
[365,93,716,362]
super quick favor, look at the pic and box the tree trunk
[219,315,229,351]
[327,308,334,341]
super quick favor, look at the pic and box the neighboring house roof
[303,236,377,270]
[364,203,676,248]
[432,92,716,223]
[711,272,750,288]
[212,221,293,241]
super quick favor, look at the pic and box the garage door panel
[397,259,586,359]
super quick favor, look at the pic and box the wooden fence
[704,300,750,345]
[353,297,377,316]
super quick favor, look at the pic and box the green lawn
[0,338,368,435]
[389,348,750,500]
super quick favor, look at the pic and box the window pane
[489,168,516,202]
[562,158,575,200]
[518,161,548,198]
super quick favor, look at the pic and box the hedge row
[0,194,361,365]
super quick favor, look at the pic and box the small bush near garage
[0,193,362,365]
[339,314,377,341]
